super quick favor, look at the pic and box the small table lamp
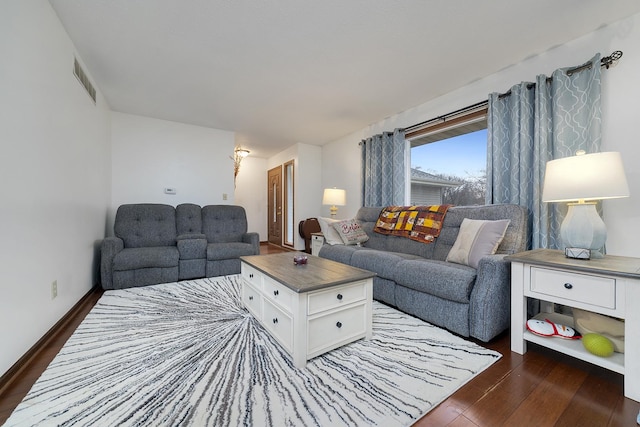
[542,151,630,258]
[322,188,346,218]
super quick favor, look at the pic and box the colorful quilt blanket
[374,205,452,243]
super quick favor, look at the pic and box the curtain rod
[498,50,622,99]
[404,100,488,133]
[404,50,622,133]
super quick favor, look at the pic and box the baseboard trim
[260,241,295,251]
[0,285,102,397]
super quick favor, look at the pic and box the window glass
[410,129,487,206]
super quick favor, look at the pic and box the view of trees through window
[410,129,487,206]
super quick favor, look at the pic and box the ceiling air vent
[73,57,96,103]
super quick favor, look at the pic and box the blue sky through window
[411,129,487,178]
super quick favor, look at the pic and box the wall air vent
[73,57,96,103]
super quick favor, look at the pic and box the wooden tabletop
[505,248,640,279]
[240,252,376,293]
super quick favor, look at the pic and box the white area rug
[6,276,501,426]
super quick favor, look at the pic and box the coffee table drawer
[308,303,366,355]
[241,263,262,290]
[263,276,294,311]
[307,281,367,315]
[242,281,262,318]
[263,299,293,352]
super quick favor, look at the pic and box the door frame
[267,165,282,246]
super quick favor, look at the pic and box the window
[407,107,487,206]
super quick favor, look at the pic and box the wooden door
[267,166,282,246]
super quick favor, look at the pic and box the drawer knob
[273,318,278,324]
[564,283,573,290]
[336,321,342,328]
[337,293,343,300]
[249,296,253,301]
[273,290,279,296]
[249,273,253,278]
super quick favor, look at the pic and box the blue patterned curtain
[361,128,406,206]
[487,54,602,249]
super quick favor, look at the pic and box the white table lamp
[322,188,346,218]
[542,151,629,258]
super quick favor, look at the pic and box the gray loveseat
[319,204,528,342]
[101,203,259,290]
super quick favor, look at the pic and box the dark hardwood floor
[1,242,638,426]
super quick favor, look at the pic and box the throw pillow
[317,217,344,245]
[333,218,369,245]
[446,219,510,268]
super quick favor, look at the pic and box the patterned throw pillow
[446,219,510,268]
[333,219,369,245]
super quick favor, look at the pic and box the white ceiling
[49,0,640,158]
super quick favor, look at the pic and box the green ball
[582,333,615,357]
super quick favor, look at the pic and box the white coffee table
[240,252,375,368]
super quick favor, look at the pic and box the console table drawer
[530,267,616,309]
[263,276,294,311]
[263,299,293,352]
[308,304,366,355]
[242,282,262,318]
[307,281,367,315]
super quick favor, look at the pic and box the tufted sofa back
[355,207,436,258]
[202,205,248,243]
[114,204,177,248]
[431,204,528,261]
[176,203,203,235]
[355,204,528,260]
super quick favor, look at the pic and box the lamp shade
[322,188,346,206]
[542,152,630,203]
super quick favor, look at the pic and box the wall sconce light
[322,188,346,218]
[542,151,630,258]
[232,147,250,185]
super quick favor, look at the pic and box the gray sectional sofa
[319,204,528,342]
[101,203,259,290]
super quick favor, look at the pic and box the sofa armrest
[468,254,511,342]
[176,234,207,260]
[242,232,260,255]
[101,236,124,290]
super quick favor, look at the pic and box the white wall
[235,155,268,241]
[0,0,111,375]
[321,134,365,220]
[109,112,235,231]
[322,13,640,257]
[295,143,323,231]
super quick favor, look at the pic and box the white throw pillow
[446,219,510,268]
[333,219,369,245]
[317,217,344,245]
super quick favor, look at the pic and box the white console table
[507,249,640,402]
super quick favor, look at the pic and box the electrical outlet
[51,280,58,300]
[222,193,228,200]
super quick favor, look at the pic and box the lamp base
[560,202,606,259]
[329,205,338,218]
[565,247,591,260]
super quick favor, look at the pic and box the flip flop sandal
[526,318,581,339]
